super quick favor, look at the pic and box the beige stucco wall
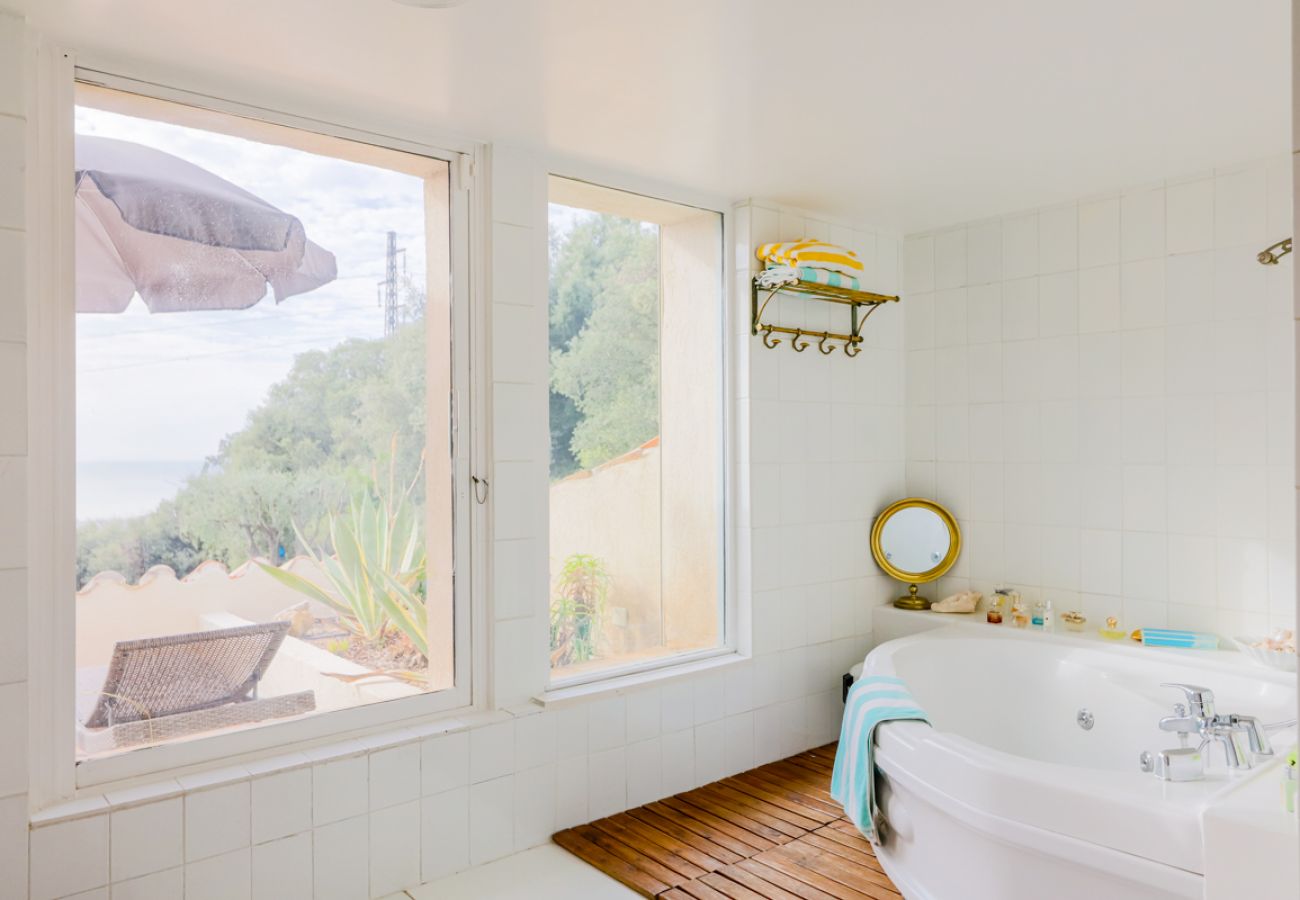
[660,212,723,649]
[549,444,663,656]
[75,557,334,667]
[548,208,723,663]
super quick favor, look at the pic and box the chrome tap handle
[1160,683,1216,719]
[1200,729,1253,770]
[1228,715,1273,756]
[1159,715,1197,734]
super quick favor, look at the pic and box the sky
[74,104,434,517]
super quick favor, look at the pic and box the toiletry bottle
[987,591,1005,624]
[1042,601,1054,633]
[986,599,1003,625]
[1031,600,1045,629]
[1011,597,1029,629]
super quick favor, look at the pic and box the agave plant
[261,443,428,660]
[549,553,610,668]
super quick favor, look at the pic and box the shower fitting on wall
[1257,237,1292,265]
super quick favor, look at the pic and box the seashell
[933,590,982,614]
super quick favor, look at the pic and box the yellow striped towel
[756,239,864,276]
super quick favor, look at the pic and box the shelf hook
[843,341,862,358]
[761,326,781,349]
[818,334,835,355]
[790,333,810,352]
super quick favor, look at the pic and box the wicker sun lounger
[78,621,315,752]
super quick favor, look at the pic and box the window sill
[36,707,509,826]
[535,649,746,707]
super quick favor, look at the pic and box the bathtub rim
[864,617,1298,687]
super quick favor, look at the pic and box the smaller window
[547,177,725,683]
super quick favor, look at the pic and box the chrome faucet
[1157,683,1273,770]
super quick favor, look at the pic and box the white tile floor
[395,843,639,899]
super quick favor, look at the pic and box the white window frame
[26,47,488,803]
[541,163,738,692]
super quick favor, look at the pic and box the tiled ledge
[31,707,519,826]
[871,605,1281,676]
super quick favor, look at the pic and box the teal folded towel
[793,265,862,291]
[760,263,863,291]
[830,674,929,845]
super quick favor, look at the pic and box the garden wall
[75,557,334,667]
[547,436,721,660]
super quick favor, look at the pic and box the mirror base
[893,584,931,610]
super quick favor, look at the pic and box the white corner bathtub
[857,626,1297,900]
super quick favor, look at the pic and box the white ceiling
[7,0,1291,232]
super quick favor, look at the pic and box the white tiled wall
[485,144,551,714]
[903,158,1297,637]
[733,199,907,759]
[0,10,28,900]
[1291,37,1300,777]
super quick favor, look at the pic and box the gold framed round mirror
[870,498,961,610]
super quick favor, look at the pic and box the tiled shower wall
[902,158,1297,637]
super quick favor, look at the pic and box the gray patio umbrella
[75,134,337,313]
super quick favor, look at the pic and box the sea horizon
[76,459,207,522]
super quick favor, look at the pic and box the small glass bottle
[1031,600,1045,629]
[1042,600,1054,633]
[986,594,1003,625]
[1011,597,1029,629]
[1099,616,1126,640]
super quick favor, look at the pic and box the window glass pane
[548,177,723,681]
[73,86,453,759]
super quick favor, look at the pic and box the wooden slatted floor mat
[553,743,903,899]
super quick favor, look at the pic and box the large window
[72,85,458,761]
[547,177,724,682]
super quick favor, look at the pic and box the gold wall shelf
[751,277,900,357]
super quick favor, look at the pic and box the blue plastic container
[1139,628,1219,650]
